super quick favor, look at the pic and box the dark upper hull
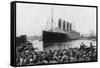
[43,31,80,43]
[43,31,68,43]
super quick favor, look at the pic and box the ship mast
[51,8,53,31]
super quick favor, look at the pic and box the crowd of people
[16,42,97,66]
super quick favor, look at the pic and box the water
[29,39,96,51]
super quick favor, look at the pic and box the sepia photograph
[11,1,97,67]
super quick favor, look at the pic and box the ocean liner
[43,8,80,42]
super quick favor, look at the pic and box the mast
[51,8,53,31]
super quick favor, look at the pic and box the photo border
[11,1,98,67]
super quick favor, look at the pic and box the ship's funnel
[63,20,66,30]
[70,23,72,31]
[58,18,61,29]
[67,22,70,30]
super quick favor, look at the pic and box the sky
[16,3,96,36]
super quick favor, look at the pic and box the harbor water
[30,39,96,51]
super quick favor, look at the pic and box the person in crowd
[80,42,86,50]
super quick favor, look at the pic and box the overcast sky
[16,3,96,36]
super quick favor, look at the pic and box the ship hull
[43,31,80,43]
